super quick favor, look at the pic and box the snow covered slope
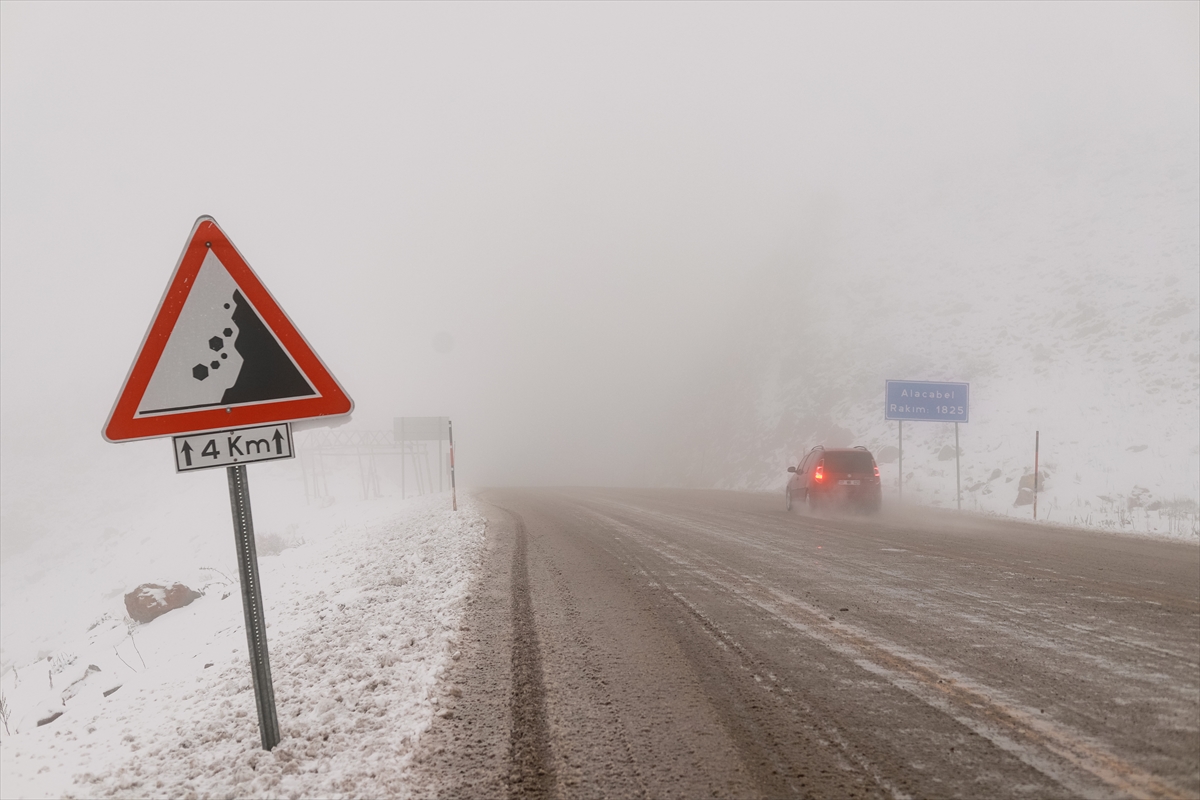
[1,489,484,799]
[669,130,1199,537]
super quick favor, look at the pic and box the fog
[2,3,1197,548]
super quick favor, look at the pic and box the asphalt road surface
[412,489,1200,799]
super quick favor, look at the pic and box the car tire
[785,488,793,511]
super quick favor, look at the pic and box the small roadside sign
[174,423,294,473]
[103,216,353,442]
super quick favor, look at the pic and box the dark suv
[786,446,882,514]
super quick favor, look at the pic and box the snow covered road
[415,488,1200,799]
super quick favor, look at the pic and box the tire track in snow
[580,504,912,799]
[502,506,556,799]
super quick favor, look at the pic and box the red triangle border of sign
[103,217,353,442]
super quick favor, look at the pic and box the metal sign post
[955,423,961,510]
[227,464,280,750]
[898,420,904,502]
[449,419,457,512]
[1033,431,1040,520]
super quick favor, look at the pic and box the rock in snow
[123,582,202,624]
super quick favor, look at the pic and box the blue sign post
[885,381,970,508]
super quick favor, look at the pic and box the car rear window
[823,451,875,472]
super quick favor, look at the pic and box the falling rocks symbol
[218,290,315,405]
[106,216,353,443]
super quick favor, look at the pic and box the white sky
[1,2,1197,511]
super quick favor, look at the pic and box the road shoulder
[408,495,515,797]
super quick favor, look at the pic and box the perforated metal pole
[227,465,280,751]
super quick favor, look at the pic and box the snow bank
[0,492,485,800]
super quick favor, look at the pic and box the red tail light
[874,465,880,478]
[813,461,825,483]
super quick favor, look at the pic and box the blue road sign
[886,380,969,423]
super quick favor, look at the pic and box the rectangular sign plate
[394,416,449,442]
[885,380,970,423]
[173,423,294,472]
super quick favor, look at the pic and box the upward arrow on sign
[103,217,353,442]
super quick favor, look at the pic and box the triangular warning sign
[103,217,353,442]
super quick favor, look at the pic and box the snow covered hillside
[669,129,1199,538]
[1,485,484,799]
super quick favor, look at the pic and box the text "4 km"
[173,423,294,473]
